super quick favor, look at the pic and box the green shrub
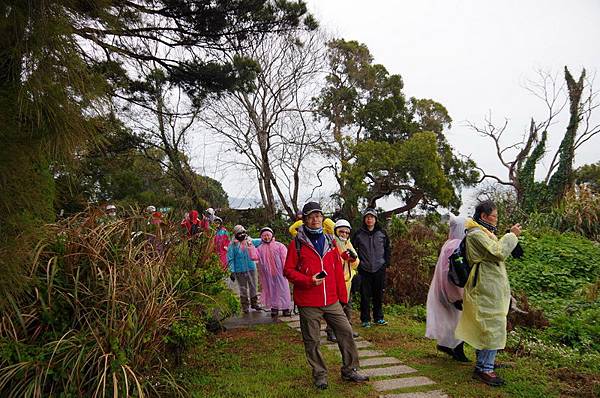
[507,229,600,353]
[386,221,446,306]
[0,212,235,397]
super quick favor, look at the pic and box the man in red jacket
[284,202,368,390]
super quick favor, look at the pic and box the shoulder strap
[295,236,302,268]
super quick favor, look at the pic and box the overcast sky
[195,0,600,212]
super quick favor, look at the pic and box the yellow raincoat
[334,238,360,295]
[454,218,518,350]
[288,218,335,237]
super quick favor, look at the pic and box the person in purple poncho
[425,215,469,362]
[256,227,292,317]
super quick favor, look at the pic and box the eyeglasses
[337,230,350,235]
[305,213,323,221]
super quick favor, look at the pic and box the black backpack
[448,234,479,288]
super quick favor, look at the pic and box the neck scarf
[305,225,323,234]
[474,216,498,234]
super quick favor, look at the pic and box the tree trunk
[548,67,586,202]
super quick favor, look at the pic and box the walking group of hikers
[146,198,521,390]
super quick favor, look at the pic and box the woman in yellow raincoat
[455,200,521,387]
[324,219,360,342]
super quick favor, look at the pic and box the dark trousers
[359,267,386,323]
[298,302,359,383]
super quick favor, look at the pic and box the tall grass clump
[528,185,600,241]
[0,211,235,397]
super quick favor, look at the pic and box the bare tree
[202,31,326,219]
[466,67,599,207]
[118,60,213,209]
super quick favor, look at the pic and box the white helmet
[334,219,352,231]
[206,207,215,215]
[106,204,116,211]
[146,205,156,213]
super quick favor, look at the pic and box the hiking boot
[341,369,369,382]
[282,309,291,317]
[270,308,279,317]
[314,381,328,390]
[326,330,337,343]
[452,342,470,362]
[472,369,505,386]
[374,319,388,326]
[361,321,371,328]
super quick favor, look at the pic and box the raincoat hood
[448,216,466,241]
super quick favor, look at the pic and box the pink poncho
[425,216,466,348]
[256,235,292,310]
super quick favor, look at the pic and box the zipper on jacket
[321,256,326,306]
[300,237,329,306]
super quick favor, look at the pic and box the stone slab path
[282,317,447,397]
[380,390,448,398]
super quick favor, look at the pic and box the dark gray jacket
[351,224,390,273]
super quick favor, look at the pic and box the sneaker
[361,322,371,328]
[374,319,388,326]
[341,369,369,382]
[472,369,505,386]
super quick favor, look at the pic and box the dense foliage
[385,218,446,306]
[0,212,236,397]
[507,230,600,352]
[313,39,479,220]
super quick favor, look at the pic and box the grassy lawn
[183,313,599,398]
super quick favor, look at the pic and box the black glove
[229,273,235,282]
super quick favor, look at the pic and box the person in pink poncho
[256,227,292,317]
[212,217,230,271]
[425,215,470,362]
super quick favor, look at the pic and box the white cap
[106,204,116,211]
[334,219,352,231]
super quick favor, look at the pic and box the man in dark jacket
[351,208,391,327]
[284,202,368,390]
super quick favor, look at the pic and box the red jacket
[284,227,348,307]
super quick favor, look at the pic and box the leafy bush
[507,229,600,353]
[386,221,446,306]
[0,212,236,397]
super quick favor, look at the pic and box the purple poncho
[256,237,292,310]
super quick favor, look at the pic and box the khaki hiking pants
[298,301,359,383]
